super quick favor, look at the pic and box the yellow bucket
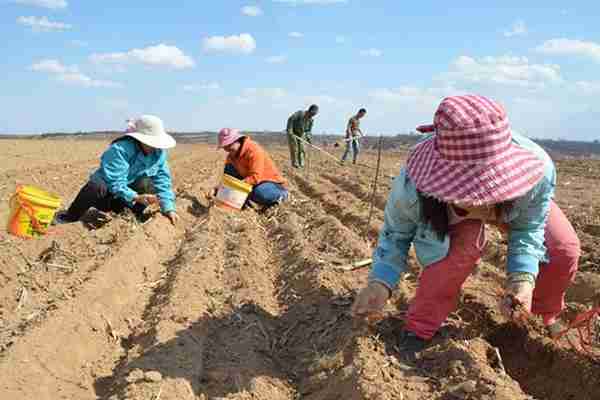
[7,185,62,239]
[215,174,253,211]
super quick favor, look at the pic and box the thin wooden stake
[294,135,341,164]
[365,135,383,241]
[308,140,312,177]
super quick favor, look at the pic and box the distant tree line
[3,130,599,158]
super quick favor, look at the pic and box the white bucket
[215,174,253,211]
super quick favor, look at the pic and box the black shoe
[52,210,77,225]
[397,330,427,360]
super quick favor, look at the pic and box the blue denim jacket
[90,138,176,212]
[369,133,556,290]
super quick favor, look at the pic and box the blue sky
[1,0,599,140]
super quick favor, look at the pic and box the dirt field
[1,138,599,400]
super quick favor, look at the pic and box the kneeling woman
[217,128,288,207]
[58,115,179,224]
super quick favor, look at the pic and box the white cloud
[58,72,121,88]
[289,31,304,38]
[30,58,73,74]
[369,86,452,106]
[12,0,67,9]
[90,44,195,69]
[360,48,383,57]
[17,16,71,32]
[504,19,527,37]
[182,82,221,92]
[575,81,600,94]
[266,55,287,64]
[202,33,256,54]
[30,59,121,88]
[273,0,347,4]
[335,35,346,44]
[443,55,562,89]
[536,38,600,62]
[367,86,459,133]
[241,5,263,16]
[244,88,287,99]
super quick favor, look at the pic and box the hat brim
[126,131,176,149]
[217,134,243,149]
[406,137,545,206]
[416,124,435,133]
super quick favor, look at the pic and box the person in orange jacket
[217,128,289,207]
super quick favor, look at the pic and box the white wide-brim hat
[125,115,176,149]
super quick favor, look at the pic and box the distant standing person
[55,115,179,225]
[341,108,367,164]
[286,104,319,168]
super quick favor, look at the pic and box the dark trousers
[65,177,154,221]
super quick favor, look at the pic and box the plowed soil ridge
[0,217,182,399]
[284,168,382,243]
[1,140,599,400]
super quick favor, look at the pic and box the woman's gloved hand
[352,281,391,322]
[500,272,535,321]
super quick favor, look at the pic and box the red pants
[405,201,580,340]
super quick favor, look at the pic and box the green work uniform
[286,110,314,168]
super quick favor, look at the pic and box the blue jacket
[90,138,176,213]
[369,133,556,290]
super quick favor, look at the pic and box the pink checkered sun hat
[407,95,545,206]
[217,128,242,149]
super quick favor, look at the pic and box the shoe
[52,210,76,225]
[397,330,427,360]
[135,212,152,223]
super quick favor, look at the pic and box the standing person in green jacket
[286,104,319,168]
